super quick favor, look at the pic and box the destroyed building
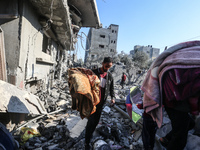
[0,1,200,150]
[84,24,119,65]
[0,0,101,129]
[0,0,101,91]
[130,45,160,60]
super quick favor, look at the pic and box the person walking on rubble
[85,57,115,150]
[120,72,126,89]
[141,41,200,150]
[159,68,196,150]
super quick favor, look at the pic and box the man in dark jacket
[85,57,115,150]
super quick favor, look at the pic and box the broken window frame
[110,49,114,52]
[100,34,105,38]
[99,45,104,48]
[42,34,52,55]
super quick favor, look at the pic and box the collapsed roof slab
[29,0,101,50]
[0,80,46,115]
[29,0,73,50]
[68,0,101,28]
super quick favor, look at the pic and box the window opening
[100,35,105,38]
[99,45,104,48]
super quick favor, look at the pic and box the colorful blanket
[141,41,200,128]
[68,67,100,119]
[126,86,143,123]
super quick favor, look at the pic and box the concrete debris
[0,80,46,114]
[1,64,200,150]
[103,106,111,114]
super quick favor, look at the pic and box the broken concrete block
[50,88,60,99]
[56,100,67,107]
[133,129,142,141]
[103,106,111,113]
[59,92,67,99]
[47,144,59,150]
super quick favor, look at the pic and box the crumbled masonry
[3,63,200,150]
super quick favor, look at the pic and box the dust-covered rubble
[3,64,200,150]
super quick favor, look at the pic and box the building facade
[0,0,101,92]
[130,45,160,60]
[85,24,119,64]
[0,0,101,128]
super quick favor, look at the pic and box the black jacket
[92,68,115,101]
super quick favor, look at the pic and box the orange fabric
[68,67,100,118]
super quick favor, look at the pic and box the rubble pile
[12,65,146,149]
[34,79,72,113]
[18,118,76,150]
[11,70,148,150]
[5,64,200,150]
[13,85,145,150]
[110,64,147,86]
[93,103,143,150]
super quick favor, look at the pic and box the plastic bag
[20,127,41,142]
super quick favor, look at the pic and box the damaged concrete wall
[1,1,61,92]
[0,28,7,81]
[1,19,20,85]
[85,24,118,63]
[19,1,58,91]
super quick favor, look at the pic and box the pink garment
[163,68,200,101]
[162,68,200,115]
[141,41,200,128]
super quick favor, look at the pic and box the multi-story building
[0,0,101,125]
[130,45,160,60]
[0,0,101,90]
[85,24,119,63]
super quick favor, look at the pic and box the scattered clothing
[126,86,143,123]
[125,94,132,118]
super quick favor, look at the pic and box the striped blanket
[141,41,200,128]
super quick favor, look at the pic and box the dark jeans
[142,113,157,150]
[164,107,195,150]
[85,102,104,145]
[120,81,125,89]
